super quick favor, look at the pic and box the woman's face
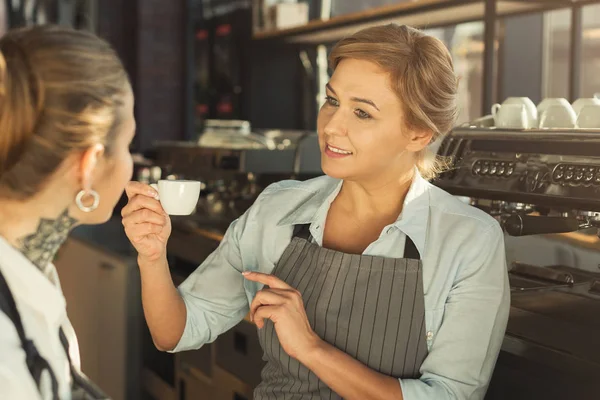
[317,58,429,183]
[76,87,136,224]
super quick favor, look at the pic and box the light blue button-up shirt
[173,170,510,400]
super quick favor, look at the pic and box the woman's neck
[0,199,77,271]
[337,168,415,220]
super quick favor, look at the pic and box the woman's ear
[405,128,434,152]
[79,144,105,190]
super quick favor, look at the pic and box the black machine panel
[434,128,600,211]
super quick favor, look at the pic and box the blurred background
[3,0,598,150]
[2,1,600,400]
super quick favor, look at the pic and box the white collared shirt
[0,237,80,400]
[173,170,510,400]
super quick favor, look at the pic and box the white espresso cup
[576,104,600,129]
[492,103,532,129]
[150,180,201,215]
[537,98,572,116]
[572,97,600,116]
[539,104,577,129]
[494,97,538,126]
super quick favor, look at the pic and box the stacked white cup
[491,96,600,130]
[491,97,537,129]
[572,97,600,129]
[537,98,577,129]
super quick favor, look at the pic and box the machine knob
[565,170,574,181]
[481,162,490,175]
[554,169,564,180]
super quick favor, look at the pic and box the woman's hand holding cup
[122,181,172,263]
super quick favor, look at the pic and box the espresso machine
[434,126,600,399]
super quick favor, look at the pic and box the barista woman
[122,24,510,400]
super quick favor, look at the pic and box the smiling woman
[125,23,509,400]
[320,25,458,182]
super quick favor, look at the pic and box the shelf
[253,0,589,44]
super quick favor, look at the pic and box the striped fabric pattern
[254,225,427,400]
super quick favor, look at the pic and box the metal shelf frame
[252,0,600,117]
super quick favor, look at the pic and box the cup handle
[491,103,501,116]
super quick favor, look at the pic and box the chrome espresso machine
[435,126,600,399]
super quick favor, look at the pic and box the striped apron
[254,224,428,399]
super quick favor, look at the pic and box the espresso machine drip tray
[508,275,565,291]
[507,262,595,292]
[504,262,600,368]
[511,290,600,327]
[508,290,600,365]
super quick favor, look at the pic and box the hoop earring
[75,189,100,213]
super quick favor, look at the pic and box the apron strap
[0,269,108,400]
[292,223,312,241]
[402,235,421,260]
[59,328,109,399]
[0,269,61,400]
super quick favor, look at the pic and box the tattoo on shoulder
[17,208,78,271]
